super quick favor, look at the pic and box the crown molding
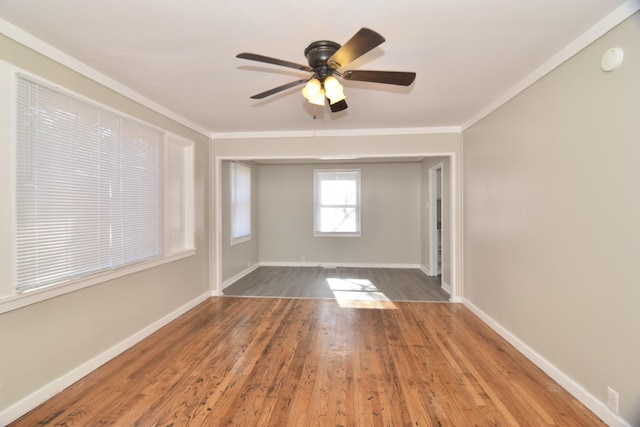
[0,18,210,137]
[210,126,462,140]
[3,0,638,140]
[462,0,640,131]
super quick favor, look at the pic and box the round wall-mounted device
[601,47,624,72]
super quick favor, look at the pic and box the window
[14,76,194,293]
[314,169,361,236]
[230,161,251,244]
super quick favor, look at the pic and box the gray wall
[463,12,640,425]
[257,162,422,265]
[0,35,211,415]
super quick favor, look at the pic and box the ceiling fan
[236,28,416,112]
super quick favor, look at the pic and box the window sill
[230,235,251,246]
[0,249,196,314]
[313,233,362,237]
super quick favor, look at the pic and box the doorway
[214,154,459,301]
[429,163,443,279]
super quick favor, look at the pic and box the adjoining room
[219,157,453,303]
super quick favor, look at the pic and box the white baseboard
[0,292,211,426]
[259,261,423,269]
[419,265,433,276]
[441,280,452,295]
[462,298,631,427]
[221,263,260,290]
[419,266,456,300]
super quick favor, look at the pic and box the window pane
[314,169,360,235]
[320,207,357,232]
[231,162,251,241]
[321,179,356,205]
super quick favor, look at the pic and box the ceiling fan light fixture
[328,91,346,105]
[322,76,346,105]
[323,76,342,97]
[329,98,348,112]
[307,88,326,106]
[301,78,322,101]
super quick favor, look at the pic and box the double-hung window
[230,161,251,244]
[14,76,193,294]
[314,169,361,236]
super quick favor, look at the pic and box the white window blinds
[15,77,163,292]
[230,161,251,243]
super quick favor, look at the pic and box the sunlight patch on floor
[327,278,397,309]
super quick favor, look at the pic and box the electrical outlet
[607,387,619,414]
[301,256,306,262]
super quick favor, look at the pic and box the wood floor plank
[10,298,605,426]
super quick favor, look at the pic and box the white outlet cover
[601,47,624,72]
[607,386,619,414]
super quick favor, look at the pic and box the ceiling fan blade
[342,70,416,86]
[249,79,308,99]
[237,53,313,72]
[327,28,385,69]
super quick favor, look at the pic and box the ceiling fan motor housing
[304,40,341,79]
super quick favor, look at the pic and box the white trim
[214,157,224,296]
[429,163,444,277]
[0,250,195,314]
[211,126,462,140]
[420,266,453,299]
[462,298,632,427]
[259,261,422,269]
[221,263,260,290]
[444,153,459,302]
[0,292,211,426]
[0,18,209,137]
[463,0,640,131]
[164,132,196,255]
[441,280,452,296]
[420,265,433,276]
[216,153,455,162]
[455,133,464,300]
[230,235,251,246]
[208,143,218,296]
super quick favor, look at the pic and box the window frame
[0,69,196,313]
[313,168,362,237]
[230,161,251,245]
[15,76,166,292]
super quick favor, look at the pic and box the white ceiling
[0,0,632,136]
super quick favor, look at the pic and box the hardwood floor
[11,297,604,426]
[223,266,451,302]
